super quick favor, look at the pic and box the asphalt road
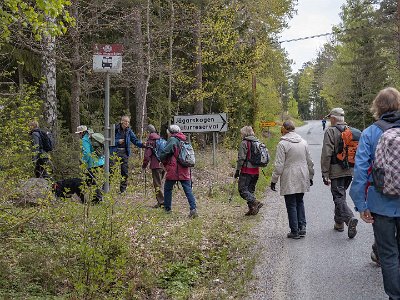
[248,120,386,300]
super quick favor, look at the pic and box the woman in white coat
[270,120,314,239]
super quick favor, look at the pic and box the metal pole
[104,73,110,192]
[212,132,216,166]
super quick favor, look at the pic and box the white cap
[75,125,88,134]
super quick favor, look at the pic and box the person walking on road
[234,126,264,216]
[142,124,166,208]
[322,119,327,130]
[270,120,314,239]
[159,125,197,218]
[110,116,144,193]
[321,107,358,238]
[349,87,400,300]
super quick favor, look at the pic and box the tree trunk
[70,2,81,133]
[193,8,205,147]
[132,5,150,135]
[168,0,174,126]
[41,21,58,131]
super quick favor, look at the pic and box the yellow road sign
[260,121,276,127]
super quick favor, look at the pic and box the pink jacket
[142,133,163,170]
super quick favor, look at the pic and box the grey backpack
[372,121,400,197]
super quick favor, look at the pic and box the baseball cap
[324,108,345,119]
[75,125,88,133]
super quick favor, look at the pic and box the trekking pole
[144,169,147,199]
[228,178,237,203]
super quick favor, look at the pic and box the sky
[280,0,347,73]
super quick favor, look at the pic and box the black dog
[52,178,85,203]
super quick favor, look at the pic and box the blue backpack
[153,138,167,161]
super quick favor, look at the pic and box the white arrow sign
[174,113,228,133]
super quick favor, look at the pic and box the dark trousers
[238,173,259,203]
[152,168,165,204]
[85,167,103,203]
[372,213,400,300]
[110,149,129,192]
[284,193,306,234]
[34,157,49,178]
[330,176,354,224]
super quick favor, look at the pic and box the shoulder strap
[374,119,400,132]
[334,125,347,133]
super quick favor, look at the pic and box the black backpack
[35,129,54,152]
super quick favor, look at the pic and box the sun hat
[324,107,345,119]
[75,125,88,134]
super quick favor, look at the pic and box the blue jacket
[81,133,105,169]
[110,124,143,157]
[349,112,400,216]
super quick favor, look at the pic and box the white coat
[271,132,314,196]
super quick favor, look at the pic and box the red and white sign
[93,44,123,73]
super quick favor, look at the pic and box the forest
[0,0,399,298]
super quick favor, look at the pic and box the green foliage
[1,0,73,42]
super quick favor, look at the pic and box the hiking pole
[144,169,147,200]
[228,178,237,203]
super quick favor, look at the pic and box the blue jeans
[284,193,306,234]
[372,213,400,300]
[164,180,196,211]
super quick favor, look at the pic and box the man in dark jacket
[110,116,144,193]
[29,120,50,178]
[159,125,197,218]
[321,108,358,239]
[142,124,165,208]
[235,126,264,216]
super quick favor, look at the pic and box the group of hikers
[30,116,198,218]
[29,86,400,299]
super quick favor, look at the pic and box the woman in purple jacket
[142,124,165,208]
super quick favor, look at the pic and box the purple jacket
[159,132,191,181]
[142,133,163,170]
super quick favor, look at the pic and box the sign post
[93,44,123,192]
[174,113,228,166]
[260,121,277,139]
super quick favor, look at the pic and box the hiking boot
[251,201,263,215]
[189,209,198,218]
[371,250,381,266]
[244,202,254,216]
[347,217,358,239]
[287,232,301,239]
[334,222,344,232]
[299,226,306,237]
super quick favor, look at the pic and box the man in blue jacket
[350,87,400,300]
[110,116,144,193]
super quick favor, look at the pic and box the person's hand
[234,170,240,178]
[360,209,374,223]
[270,182,276,191]
[118,139,124,144]
[310,179,313,186]
[322,177,331,186]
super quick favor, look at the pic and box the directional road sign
[174,113,228,133]
[93,44,123,73]
[260,121,277,128]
